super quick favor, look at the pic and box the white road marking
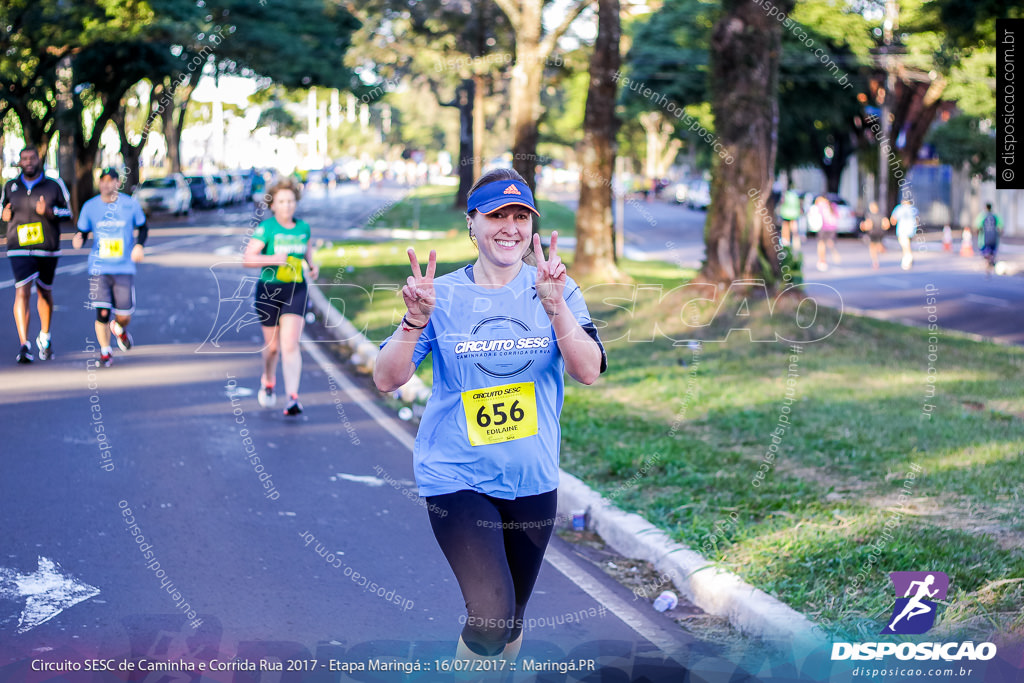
[304,338,414,451]
[964,293,1013,309]
[335,473,387,487]
[543,544,690,660]
[304,338,691,655]
[0,557,100,634]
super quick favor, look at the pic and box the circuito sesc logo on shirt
[452,316,552,379]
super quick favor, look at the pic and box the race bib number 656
[461,381,538,446]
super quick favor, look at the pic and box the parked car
[673,182,689,205]
[686,179,711,210]
[230,170,253,199]
[209,173,231,206]
[223,172,244,204]
[133,174,191,216]
[185,174,219,209]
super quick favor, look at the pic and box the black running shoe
[16,344,33,364]
[100,352,113,368]
[283,397,303,416]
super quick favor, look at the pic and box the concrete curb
[307,275,826,648]
[556,471,825,646]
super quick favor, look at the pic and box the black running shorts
[254,280,308,327]
[9,255,58,289]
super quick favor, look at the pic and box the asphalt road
[0,185,756,683]
[559,193,1024,346]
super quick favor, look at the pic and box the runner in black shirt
[1,147,72,362]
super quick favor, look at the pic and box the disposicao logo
[831,571,997,663]
[882,571,948,635]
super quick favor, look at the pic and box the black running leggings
[425,489,557,656]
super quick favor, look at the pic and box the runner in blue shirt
[890,197,919,270]
[73,168,147,367]
[375,168,606,668]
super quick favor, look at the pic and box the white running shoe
[258,384,277,408]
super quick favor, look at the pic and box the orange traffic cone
[960,227,974,257]
[942,225,953,251]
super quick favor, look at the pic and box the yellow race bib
[276,255,305,283]
[461,381,538,446]
[98,237,124,259]
[17,223,43,246]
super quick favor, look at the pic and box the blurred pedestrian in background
[860,200,889,270]
[975,202,1002,277]
[778,188,802,250]
[890,196,919,270]
[814,195,840,271]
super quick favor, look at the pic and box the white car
[673,182,688,204]
[134,174,191,216]
[686,180,711,210]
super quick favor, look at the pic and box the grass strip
[317,205,1024,643]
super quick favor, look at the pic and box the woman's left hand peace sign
[533,231,566,312]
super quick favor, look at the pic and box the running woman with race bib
[374,168,606,669]
[243,177,318,416]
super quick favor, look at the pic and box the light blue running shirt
[890,203,919,239]
[381,263,600,499]
[78,193,146,275]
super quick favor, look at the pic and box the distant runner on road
[73,168,148,368]
[1,146,72,363]
[374,168,607,669]
[243,177,318,416]
[975,202,1003,277]
[890,196,919,271]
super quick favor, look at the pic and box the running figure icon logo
[881,571,949,634]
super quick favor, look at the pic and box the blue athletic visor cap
[467,179,540,216]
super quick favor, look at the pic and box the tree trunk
[885,76,946,211]
[701,0,789,288]
[639,111,682,187]
[473,73,486,183]
[55,55,77,192]
[13,101,53,158]
[454,78,475,210]
[158,81,195,174]
[496,0,594,195]
[73,147,96,214]
[112,108,143,192]
[509,1,544,194]
[71,87,124,212]
[573,0,624,282]
[820,132,854,195]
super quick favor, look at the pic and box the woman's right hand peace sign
[403,248,436,325]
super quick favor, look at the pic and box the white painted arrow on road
[0,557,100,633]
